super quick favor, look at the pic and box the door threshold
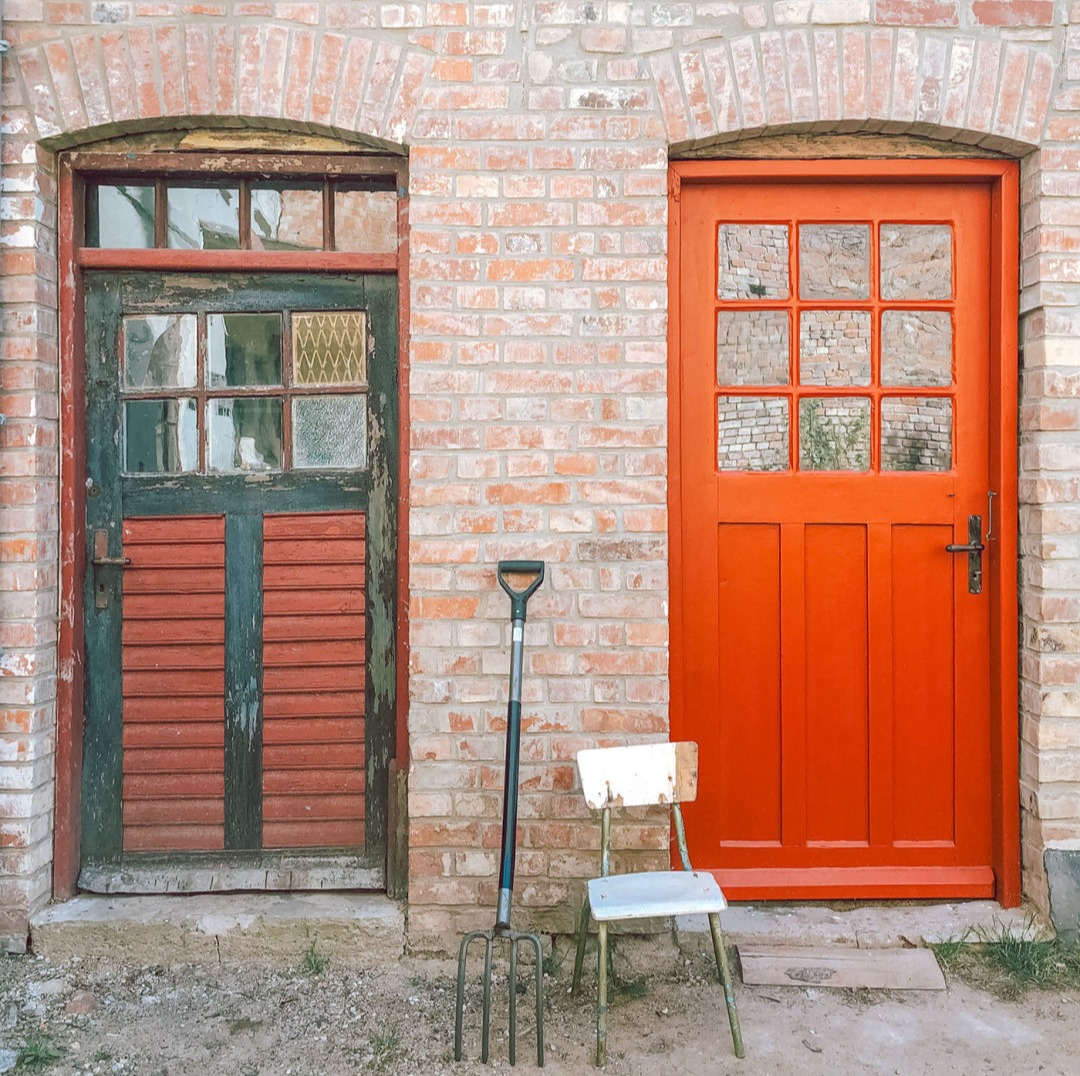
[80,850,384,895]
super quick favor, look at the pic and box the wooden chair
[570,741,744,1065]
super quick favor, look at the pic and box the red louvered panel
[121,516,226,852]
[262,512,366,850]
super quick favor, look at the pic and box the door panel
[81,273,397,888]
[674,177,995,898]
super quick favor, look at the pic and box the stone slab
[739,945,946,990]
[1046,848,1080,946]
[676,900,1053,951]
[29,892,405,968]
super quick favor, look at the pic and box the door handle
[92,529,130,609]
[945,515,983,595]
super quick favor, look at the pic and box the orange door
[673,170,1000,899]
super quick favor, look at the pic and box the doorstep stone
[676,900,1053,952]
[29,892,405,968]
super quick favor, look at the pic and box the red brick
[761,31,791,127]
[125,26,162,119]
[184,25,212,115]
[211,26,237,114]
[649,52,690,144]
[973,1,1053,25]
[876,0,958,24]
[42,41,88,130]
[334,35,374,130]
[310,32,345,125]
[359,40,401,134]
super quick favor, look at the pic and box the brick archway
[650,28,1054,154]
[16,23,430,147]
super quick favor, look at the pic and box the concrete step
[30,892,404,967]
[677,899,1053,950]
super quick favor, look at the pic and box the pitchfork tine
[481,935,494,1063]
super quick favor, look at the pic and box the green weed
[934,918,1080,999]
[369,1024,403,1071]
[15,1031,63,1071]
[300,939,329,976]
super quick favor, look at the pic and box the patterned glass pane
[882,397,953,472]
[880,224,952,300]
[251,184,323,251]
[292,396,368,470]
[123,315,197,389]
[717,224,790,300]
[881,311,952,387]
[799,310,871,387]
[207,313,283,388]
[799,397,871,472]
[88,185,155,249]
[207,397,283,472]
[166,186,240,250]
[124,399,198,474]
[293,312,368,386]
[799,224,871,300]
[717,396,789,472]
[716,309,789,386]
[335,189,398,253]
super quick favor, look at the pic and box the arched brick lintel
[652,29,1056,157]
[17,25,429,151]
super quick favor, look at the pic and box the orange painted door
[674,175,996,898]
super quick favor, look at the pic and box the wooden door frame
[668,158,1020,907]
[54,149,412,898]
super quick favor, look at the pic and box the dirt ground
[2,938,1079,1076]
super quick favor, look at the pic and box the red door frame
[667,158,1020,907]
[53,150,412,898]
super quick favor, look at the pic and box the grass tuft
[369,1024,404,1071]
[300,938,330,977]
[934,918,1080,999]
[15,1031,64,1072]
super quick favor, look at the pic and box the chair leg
[707,911,745,1059]
[595,921,608,1066]
[571,895,591,997]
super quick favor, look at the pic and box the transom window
[86,176,397,252]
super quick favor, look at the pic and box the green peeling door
[81,272,397,888]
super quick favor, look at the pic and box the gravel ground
[2,939,1079,1075]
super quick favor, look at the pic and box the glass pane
[881,310,952,387]
[124,399,198,473]
[292,395,367,470]
[717,396,789,472]
[123,315,197,389]
[166,186,240,250]
[717,224,789,300]
[880,224,952,300]
[882,397,953,471]
[251,184,323,251]
[799,310,871,387]
[207,314,283,388]
[716,309,789,386]
[799,224,871,300]
[334,189,398,253]
[88,185,155,249]
[799,397,871,472]
[293,312,367,386]
[207,397,283,472]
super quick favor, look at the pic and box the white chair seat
[587,870,728,921]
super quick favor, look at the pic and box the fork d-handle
[495,560,545,930]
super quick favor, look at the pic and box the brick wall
[1,1,1079,950]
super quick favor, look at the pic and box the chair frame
[570,742,744,1065]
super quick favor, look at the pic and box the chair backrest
[576,741,699,810]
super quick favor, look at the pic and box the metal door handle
[92,529,130,608]
[945,515,983,594]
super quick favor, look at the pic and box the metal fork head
[454,927,545,1068]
